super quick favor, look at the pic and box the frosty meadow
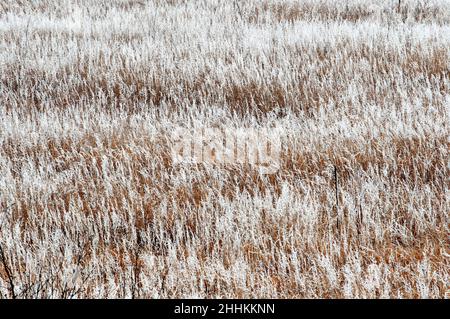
[0,0,449,298]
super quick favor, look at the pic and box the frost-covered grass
[0,0,449,298]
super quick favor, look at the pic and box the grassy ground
[0,0,449,298]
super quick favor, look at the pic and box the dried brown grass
[0,0,448,298]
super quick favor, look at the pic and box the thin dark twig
[334,165,339,211]
[0,243,16,299]
[0,204,16,299]
[334,165,340,231]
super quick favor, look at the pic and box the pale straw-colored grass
[0,0,448,298]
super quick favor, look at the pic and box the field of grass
[0,0,449,298]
